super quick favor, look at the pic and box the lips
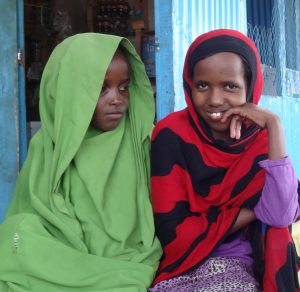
[106,111,124,120]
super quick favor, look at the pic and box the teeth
[208,112,222,119]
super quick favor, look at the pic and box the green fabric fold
[0,33,161,291]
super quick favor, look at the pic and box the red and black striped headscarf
[151,29,299,291]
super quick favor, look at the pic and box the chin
[211,126,230,138]
[103,123,120,131]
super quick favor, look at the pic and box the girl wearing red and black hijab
[149,29,300,291]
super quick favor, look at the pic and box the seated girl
[149,29,300,292]
[0,33,161,291]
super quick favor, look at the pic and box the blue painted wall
[0,0,20,221]
[259,96,300,176]
[247,0,300,177]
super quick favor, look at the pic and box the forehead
[106,50,130,75]
[111,49,129,65]
[193,52,244,76]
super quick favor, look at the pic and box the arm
[221,103,287,160]
[230,158,299,231]
[222,104,298,228]
[254,157,299,227]
[263,113,286,160]
[230,208,256,234]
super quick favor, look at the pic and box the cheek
[123,97,130,111]
[191,91,205,109]
[92,101,104,120]
[227,94,246,107]
[93,102,100,115]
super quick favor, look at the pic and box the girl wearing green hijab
[0,33,162,291]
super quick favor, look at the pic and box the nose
[207,88,224,106]
[109,88,122,105]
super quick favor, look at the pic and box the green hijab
[0,33,161,291]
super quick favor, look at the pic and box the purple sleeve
[254,156,299,227]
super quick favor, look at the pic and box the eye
[225,83,238,90]
[195,81,208,90]
[100,84,108,96]
[119,83,129,93]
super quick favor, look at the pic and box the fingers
[230,115,243,139]
[221,107,245,123]
[221,103,269,129]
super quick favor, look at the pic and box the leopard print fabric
[148,257,261,292]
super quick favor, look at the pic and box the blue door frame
[17,0,27,165]
[0,0,25,222]
[154,0,175,121]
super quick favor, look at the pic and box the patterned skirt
[148,257,262,292]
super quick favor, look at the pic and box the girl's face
[192,52,247,140]
[91,50,130,131]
